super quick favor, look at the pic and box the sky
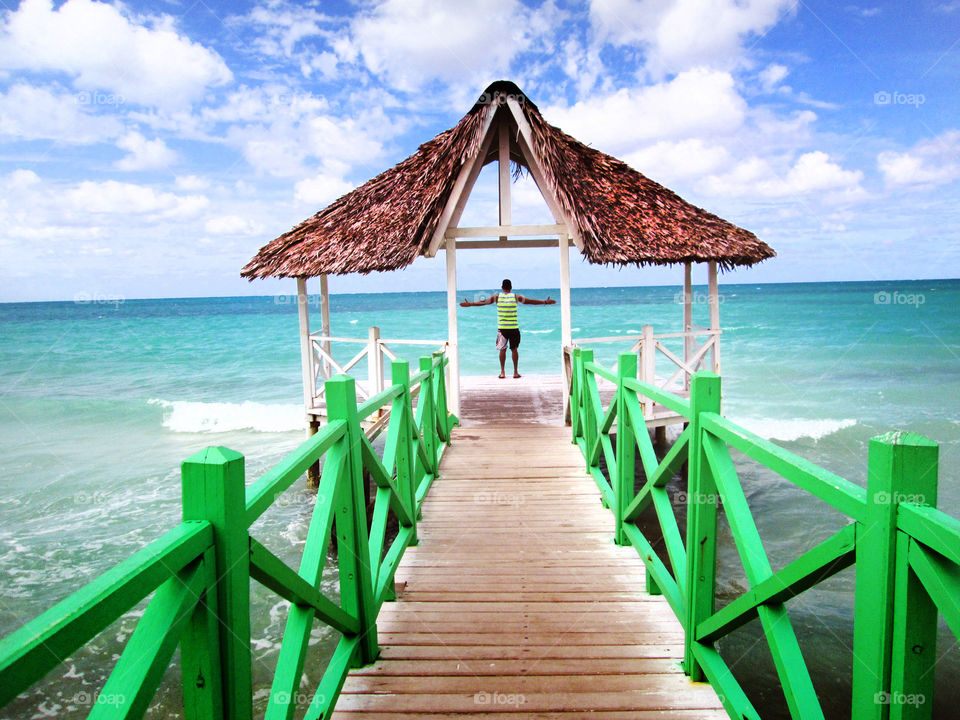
[0,0,958,302]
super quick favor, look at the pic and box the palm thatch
[242,81,773,279]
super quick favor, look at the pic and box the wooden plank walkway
[332,421,726,718]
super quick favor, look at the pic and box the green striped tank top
[497,293,519,329]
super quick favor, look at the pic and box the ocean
[1,279,958,718]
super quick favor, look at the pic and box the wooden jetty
[331,379,726,718]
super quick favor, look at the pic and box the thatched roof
[242,81,773,279]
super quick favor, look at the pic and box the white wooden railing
[307,326,447,409]
[568,323,720,395]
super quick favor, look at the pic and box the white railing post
[367,326,382,398]
[708,261,720,375]
[641,324,655,418]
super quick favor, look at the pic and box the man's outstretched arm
[517,295,556,306]
[460,293,499,307]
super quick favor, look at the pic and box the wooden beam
[319,273,331,381]
[447,224,566,238]
[454,238,575,250]
[505,97,584,252]
[425,107,499,257]
[498,120,511,240]
[445,240,460,417]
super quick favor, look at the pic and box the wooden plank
[327,422,725,717]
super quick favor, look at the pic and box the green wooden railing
[0,353,455,720]
[570,348,959,720]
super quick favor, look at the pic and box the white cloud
[758,63,789,92]
[204,215,263,236]
[546,69,746,152]
[625,138,731,182]
[0,83,121,142]
[294,174,353,206]
[67,180,208,218]
[877,131,960,187]
[350,0,545,91]
[245,2,329,58]
[115,131,177,171]
[589,0,795,75]
[175,175,211,191]
[701,151,864,199]
[0,0,232,110]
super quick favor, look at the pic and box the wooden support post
[445,240,460,417]
[325,376,379,666]
[181,447,251,720]
[320,274,331,380]
[498,120,511,240]
[296,277,314,409]
[683,263,692,391]
[708,261,720,375]
[559,230,572,420]
[615,353,637,546]
[684,372,722,682]
[852,432,938,720]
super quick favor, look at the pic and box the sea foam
[149,399,303,433]
[736,417,857,442]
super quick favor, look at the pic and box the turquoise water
[1,280,958,717]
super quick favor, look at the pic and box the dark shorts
[499,328,521,350]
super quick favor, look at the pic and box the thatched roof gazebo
[243,80,774,418]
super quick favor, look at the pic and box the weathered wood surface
[331,425,725,718]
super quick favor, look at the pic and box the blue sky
[1,0,958,301]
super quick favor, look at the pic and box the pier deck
[332,406,726,717]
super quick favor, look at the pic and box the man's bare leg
[512,348,520,378]
[498,349,507,378]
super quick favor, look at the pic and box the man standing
[461,279,555,379]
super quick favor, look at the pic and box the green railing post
[580,349,595,458]
[181,447,251,720]
[432,353,452,442]
[419,356,438,473]
[683,372,721,682]
[615,352,637,546]
[852,432,939,720]
[326,376,379,666]
[392,360,418,545]
[570,348,582,442]
[890,443,938,720]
